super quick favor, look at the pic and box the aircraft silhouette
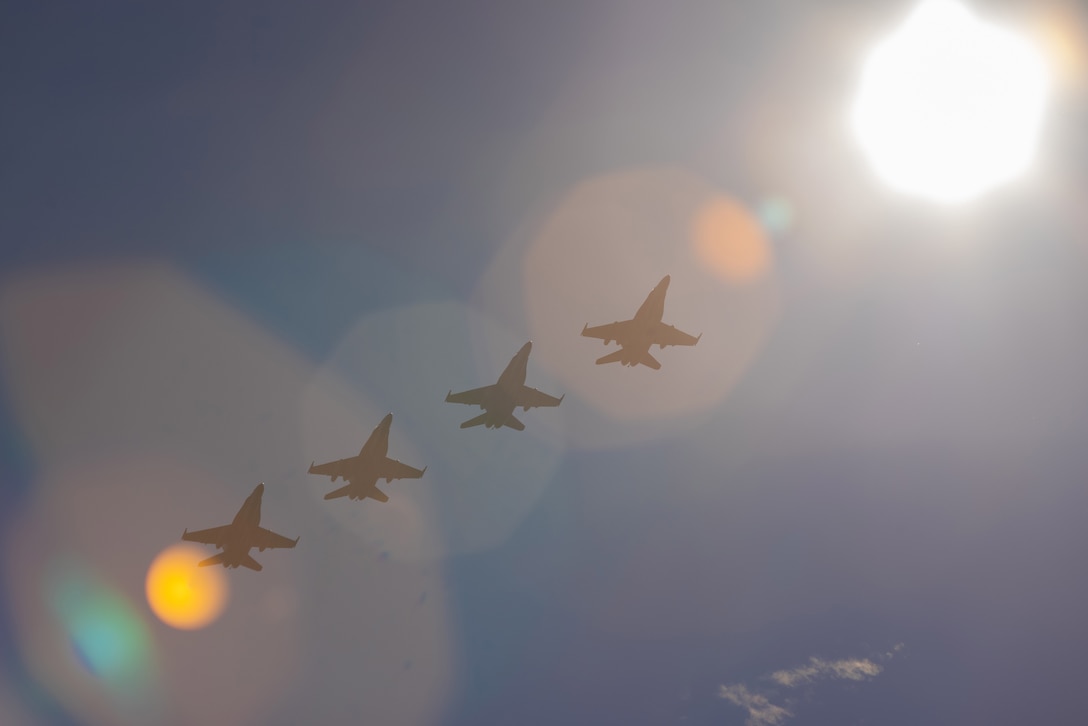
[581,274,701,369]
[308,412,427,502]
[181,483,299,571]
[445,341,563,430]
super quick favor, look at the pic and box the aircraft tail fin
[504,415,525,431]
[370,486,390,503]
[459,413,489,429]
[240,554,263,571]
[595,350,625,366]
[639,351,661,370]
[198,553,226,568]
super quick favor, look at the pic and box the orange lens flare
[692,197,772,283]
[1034,5,1088,87]
[145,544,229,630]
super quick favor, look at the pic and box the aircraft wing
[654,322,700,347]
[308,457,353,479]
[445,385,494,406]
[516,385,563,409]
[182,525,231,546]
[581,320,631,342]
[253,526,299,550]
[380,457,426,481]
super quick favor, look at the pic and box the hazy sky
[3,2,1088,724]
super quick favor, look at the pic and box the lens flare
[486,168,780,449]
[145,544,229,630]
[757,197,795,238]
[49,565,155,685]
[692,196,773,282]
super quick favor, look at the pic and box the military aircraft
[181,483,299,571]
[445,341,563,430]
[307,413,427,502]
[581,274,701,369]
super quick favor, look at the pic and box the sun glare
[852,0,1049,204]
[146,544,229,630]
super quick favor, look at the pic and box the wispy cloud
[720,645,902,724]
[770,656,883,687]
[719,684,792,726]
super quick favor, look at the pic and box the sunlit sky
[3,1,1088,724]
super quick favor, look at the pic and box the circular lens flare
[145,544,229,630]
[692,196,773,283]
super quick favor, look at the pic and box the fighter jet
[581,274,701,369]
[445,341,563,430]
[181,483,299,571]
[307,413,427,502]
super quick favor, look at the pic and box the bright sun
[146,544,229,630]
[852,0,1049,204]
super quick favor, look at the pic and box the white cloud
[884,642,905,659]
[719,684,792,726]
[770,657,883,688]
[720,646,900,724]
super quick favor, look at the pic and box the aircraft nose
[382,412,394,426]
[659,274,671,287]
[521,341,533,354]
[255,482,265,494]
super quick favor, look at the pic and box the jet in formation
[181,483,299,571]
[581,274,701,369]
[307,412,427,502]
[445,341,563,430]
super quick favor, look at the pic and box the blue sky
[3,1,1088,724]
